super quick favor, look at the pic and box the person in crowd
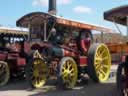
[78,29,92,55]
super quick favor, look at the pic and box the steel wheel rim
[61,59,77,88]
[0,62,10,86]
[94,44,111,82]
[31,58,48,88]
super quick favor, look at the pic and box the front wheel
[58,57,78,89]
[117,62,128,96]
[0,61,10,87]
[88,43,111,82]
[26,58,48,88]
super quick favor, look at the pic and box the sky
[0,0,128,35]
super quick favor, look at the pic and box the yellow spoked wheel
[117,62,128,96]
[88,43,111,82]
[27,58,48,88]
[0,61,10,86]
[59,57,78,89]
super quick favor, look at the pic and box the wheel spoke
[99,69,106,78]
[69,64,73,70]
[95,57,102,61]
[62,68,67,75]
[95,59,101,70]
[39,75,45,81]
[64,62,68,69]
[66,61,71,69]
[102,56,108,61]
[102,64,109,68]
[0,70,6,76]
[95,59,101,65]
[0,66,5,76]
[70,69,74,73]
[96,52,101,59]
[95,64,101,71]
[62,72,67,78]
[100,50,106,57]
[40,70,47,75]
[67,64,71,70]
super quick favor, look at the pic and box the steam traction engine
[0,28,28,86]
[104,5,128,96]
[16,0,112,89]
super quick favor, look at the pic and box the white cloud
[32,0,48,7]
[73,6,92,14]
[32,0,72,7]
[58,0,72,5]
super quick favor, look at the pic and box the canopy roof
[16,12,53,27]
[104,5,128,26]
[17,12,113,33]
[0,26,29,36]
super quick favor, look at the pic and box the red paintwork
[7,53,26,66]
[0,52,26,66]
[61,39,79,57]
[16,58,26,66]
[24,41,31,53]
[8,53,19,59]
[31,43,41,50]
[31,42,53,51]
[0,53,7,61]
[79,56,88,66]
[63,49,77,57]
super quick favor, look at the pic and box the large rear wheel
[26,58,48,88]
[59,57,78,89]
[88,43,111,82]
[0,61,10,87]
[117,62,128,96]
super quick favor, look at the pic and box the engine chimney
[48,0,57,15]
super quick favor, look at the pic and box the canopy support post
[127,16,128,36]
[113,19,122,35]
[44,20,47,42]
[101,31,103,43]
[28,23,31,42]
